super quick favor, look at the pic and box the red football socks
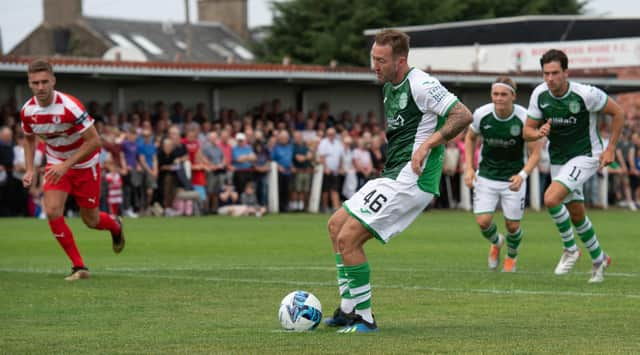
[95,212,121,235]
[48,216,84,268]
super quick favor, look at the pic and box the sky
[1,0,640,54]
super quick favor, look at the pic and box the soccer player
[325,29,472,333]
[20,59,125,281]
[523,49,624,283]
[464,77,541,273]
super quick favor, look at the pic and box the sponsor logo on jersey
[510,125,521,136]
[387,113,405,130]
[569,101,581,114]
[549,116,578,126]
[427,84,448,104]
[484,137,518,148]
[398,92,408,109]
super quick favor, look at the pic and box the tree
[258,0,587,67]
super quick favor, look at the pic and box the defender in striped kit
[523,49,625,283]
[20,59,125,281]
[326,29,472,333]
[464,77,541,273]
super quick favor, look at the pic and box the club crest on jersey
[398,92,408,109]
[53,116,61,124]
[510,125,521,136]
[387,113,405,129]
[569,101,580,114]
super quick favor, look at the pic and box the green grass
[1,210,639,354]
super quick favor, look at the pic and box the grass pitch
[1,210,639,354]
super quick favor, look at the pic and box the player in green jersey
[464,77,541,273]
[523,49,625,283]
[324,29,473,333]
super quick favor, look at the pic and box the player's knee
[475,216,493,230]
[543,192,562,208]
[45,205,64,220]
[336,233,355,254]
[327,211,344,241]
[81,214,98,228]
[505,221,520,234]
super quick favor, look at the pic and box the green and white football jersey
[382,68,458,195]
[527,81,608,165]
[470,103,527,181]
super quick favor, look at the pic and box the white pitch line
[99,265,640,278]
[1,267,638,299]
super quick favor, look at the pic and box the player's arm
[509,140,542,191]
[22,133,37,188]
[599,97,625,168]
[411,102,472,175]
[523,117,552,141]
[463,128,477,189]
[45,125,102,184]
[615,147,628,173]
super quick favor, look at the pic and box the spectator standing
[119,127,141,218]
[137,128,158,215]
[291,131,313,211]
[231,132,256,193]
[202,131,226,214]
[317,127,343,212]
[271,130,294,212]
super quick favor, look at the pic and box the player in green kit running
[324,29,473,333]
[464,77,541,273]
[523,49,625,283]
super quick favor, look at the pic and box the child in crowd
[104,156,123,216]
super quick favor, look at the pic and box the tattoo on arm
[440,102,473,141]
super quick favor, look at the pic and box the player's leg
[503,220,522,272]
[566,201,611,283]
[547,157,602,276]
[325,207,358,327]
[335,217,376,333]
[500,181,526,272]
[44,189,89,280]
[544,181,580,274]
[75,166,124,253]
[472,177,503,270]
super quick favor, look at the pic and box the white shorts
[550,156,599,203]
[343,177,433,244]
[472,175,527,221]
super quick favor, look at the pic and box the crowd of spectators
[1,96,640,218]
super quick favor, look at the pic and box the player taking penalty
[20,58,125,281]
[325,29,472,333]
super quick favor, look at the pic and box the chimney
[43,0,82,27]
[198,0,248,40]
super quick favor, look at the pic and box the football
[278,290,322,331]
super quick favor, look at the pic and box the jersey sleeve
[19,109,34,135]
[527,88,543,120]
[582,84,608,112]
[470,109,483,133]
[412,78,458,117]
[62,94,94,134]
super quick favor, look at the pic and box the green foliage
[260,0,587,66]
[1,209,639,353]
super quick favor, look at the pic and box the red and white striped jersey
[105,172,123,204]
[20,90,98,169]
